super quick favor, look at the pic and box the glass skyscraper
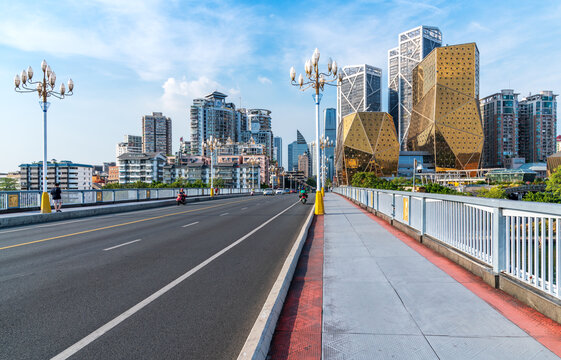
[337,64,382,126]
[273,136,282,167]
[287,130,309,171]
[324,108,336,181]
[388,25,442,150]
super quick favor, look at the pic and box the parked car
[263,189,274,195]
[283,189,291,194]
[275,189,284,195]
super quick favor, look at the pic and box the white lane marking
[241,207,248,210]
[102,239,142,251]
[220,213,229,216]
[182,222,199,228]
[51,200,299,360]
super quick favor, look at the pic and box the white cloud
[0,0,257,81]
[258,76,272,85]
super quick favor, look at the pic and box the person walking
[50,182,62,212]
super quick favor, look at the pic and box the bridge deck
[317,193,559,359]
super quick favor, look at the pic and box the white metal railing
[0,187,256,212]
[335,186,561,299]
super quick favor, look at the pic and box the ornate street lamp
[290,48,340,214]
[14,60,74,213]
[246,157,260,190]
[203,136,221,196]
[319,135,334,195]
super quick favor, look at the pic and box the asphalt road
[0,194,313,359]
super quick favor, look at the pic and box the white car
[275,189,283,195]
[263,189,274,195]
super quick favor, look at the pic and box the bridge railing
[0,187,257,212]
[335,186,561,300]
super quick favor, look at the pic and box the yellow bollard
[321,187,325,197]
[315,191,324,215]
[210,188,214,197]
[40,192,52,214]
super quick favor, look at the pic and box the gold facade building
[336,112,399,185]
[407,43,483,171]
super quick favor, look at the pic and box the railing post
[391,193,395,220]
[420,197,426,236]
[375,191,379,212]
[492,207,506,274]
[407,195,411,226]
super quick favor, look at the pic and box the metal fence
[0,187,256,212]
[335,186,561,300]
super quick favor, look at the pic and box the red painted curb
[340,194,561,356]
[268,215,324,359]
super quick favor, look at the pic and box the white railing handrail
[337,186,561,216]
[334,186,560,300]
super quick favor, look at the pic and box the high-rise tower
[337,64,382,126]
[142,112,172,155]
[388,26,442,149]
[519,91,558,162]
[407,43,483,171]
[480,90,520,167]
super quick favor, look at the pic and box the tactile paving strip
[267,215,324,360]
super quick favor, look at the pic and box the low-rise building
[19,161,93,190]
[117,152,167,184]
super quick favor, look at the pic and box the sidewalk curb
[237,205,315,360]
[0,194,248,229]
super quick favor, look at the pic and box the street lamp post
[268,165,277,188]
[203,136,221,196]
[290,48,340,215]
[319,135,334,196]
[14,60,74,214]
[247,157,259,190]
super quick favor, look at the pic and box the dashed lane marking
[182,222,199,228]
[103,239,142,251]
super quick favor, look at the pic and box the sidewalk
[269,193,561,359]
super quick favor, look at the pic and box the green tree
[0,178,18,191]
[477,186,507,199]
[212,178,225,188]
[546,166,561,197]
[306,177,317,188]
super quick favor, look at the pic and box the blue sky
[1,0,560,171]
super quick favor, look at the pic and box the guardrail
[0,187,258,212]
[335,186,560,300]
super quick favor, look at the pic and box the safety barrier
[335,186,561,300]
[0,187,257,212]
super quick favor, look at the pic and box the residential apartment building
[337,64,382,126]
[116,135,142,158]
[117,152,167,184]
[142,112,172,155]
[298,153,310,179]
[190,91,237,155]
[241,108,274,159]
[480,90,520,168]
[519,91,558,162]
[388,25,442,149]
[19,161,93,190]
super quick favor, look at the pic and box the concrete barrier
[0,194,249,229]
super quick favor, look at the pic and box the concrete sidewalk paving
[320,193,560,360]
